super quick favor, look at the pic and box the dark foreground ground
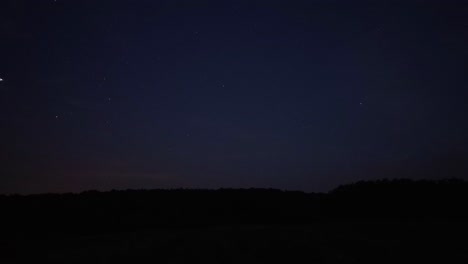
[3,221,468,264]
[1,179,468,263]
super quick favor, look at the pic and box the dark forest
[2,179,467,263]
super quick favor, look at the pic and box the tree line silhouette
[1,179,467,236]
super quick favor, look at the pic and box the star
[0,77,3,82]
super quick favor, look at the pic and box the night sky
[1,0,468,194]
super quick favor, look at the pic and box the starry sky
[1,0,468,193]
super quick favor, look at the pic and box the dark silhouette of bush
[327,178,468,218]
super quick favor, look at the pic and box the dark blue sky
[1,0,468,193]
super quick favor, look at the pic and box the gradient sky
[1,0,468,193]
